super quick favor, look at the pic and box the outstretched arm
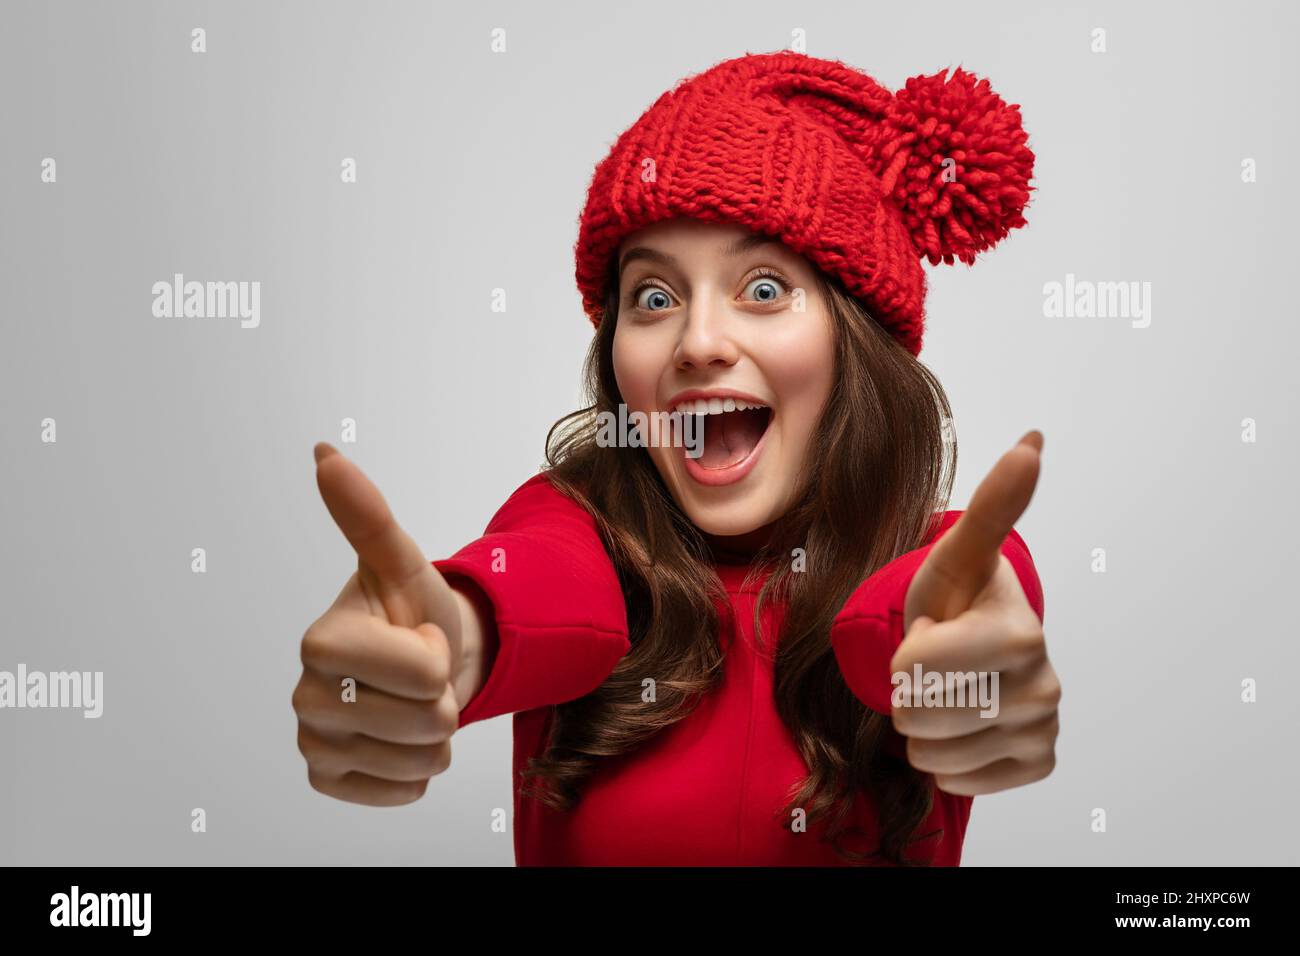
[830,518,1044,716]
[831,431,1059,797]
[436,473,631,728]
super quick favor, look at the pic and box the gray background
[2,0,1295,865]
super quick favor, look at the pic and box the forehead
[618,217,754,253]
[616,219,797,273]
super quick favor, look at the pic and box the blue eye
[743,273,788,303]
[635,285,673,311]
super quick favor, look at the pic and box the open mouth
[672,396,773,483]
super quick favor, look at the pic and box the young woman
[294,51,1060,866]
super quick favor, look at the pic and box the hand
[892,430,1060,797]
[292,443,472,806]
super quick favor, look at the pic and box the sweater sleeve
[830,512,1045,716]
[432,472,630,729]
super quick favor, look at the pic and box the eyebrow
[617,232,781,275]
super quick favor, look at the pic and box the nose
[673,294,740,371]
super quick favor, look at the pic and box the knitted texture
[573,51,1035,356]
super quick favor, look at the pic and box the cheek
[766,316,835,454]
[611,330,637,401]
[613,326,664,407]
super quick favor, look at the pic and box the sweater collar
[713,560,772,594]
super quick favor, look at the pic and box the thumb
[905,430,1042,626]
[314,442,452,631]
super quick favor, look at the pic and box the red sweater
[433,473,1045,866]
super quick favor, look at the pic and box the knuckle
[905,736,928,770]
[413,645,451,698]
[1014,713,1058,761]
[393,738,445,779]
[296,723,317,762]
[1009,627,1045,665]
[300,619,335,671]
[1045,680,1062,710]
[407,749,440,779]
[290,680,315,719]
[294,680,346,732]
[387,777,430,806]
[299,726,347,775]
[414,697,448,740]
[1033,752,1057,782]
[890,646,916,674]
[1036,668,1063,709]
[306,766,336,797]
[429,741,453,777]
[294,680,334,725]
[439,686,462,724]
[414,692,459,742]
[431,640,452,687]
[420,621,447,648]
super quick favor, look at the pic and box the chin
[673,485,785,539]
[685,508,766,538]
[648,445,791,542]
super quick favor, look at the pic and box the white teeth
[672,398,770,416]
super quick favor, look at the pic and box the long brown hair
[525,254,957,864]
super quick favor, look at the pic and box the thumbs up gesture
[891,431,1061,797]
[292,443,492,806]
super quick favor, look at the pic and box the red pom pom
[874,68,1035,265]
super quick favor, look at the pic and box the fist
[892,431,1061,797]
[292,443,465,806]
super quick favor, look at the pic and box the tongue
[697,409,767,469]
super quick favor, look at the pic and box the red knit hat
[574,51,1035,356]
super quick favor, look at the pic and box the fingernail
[1019,430,1044,452]
[314,442,337,465]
